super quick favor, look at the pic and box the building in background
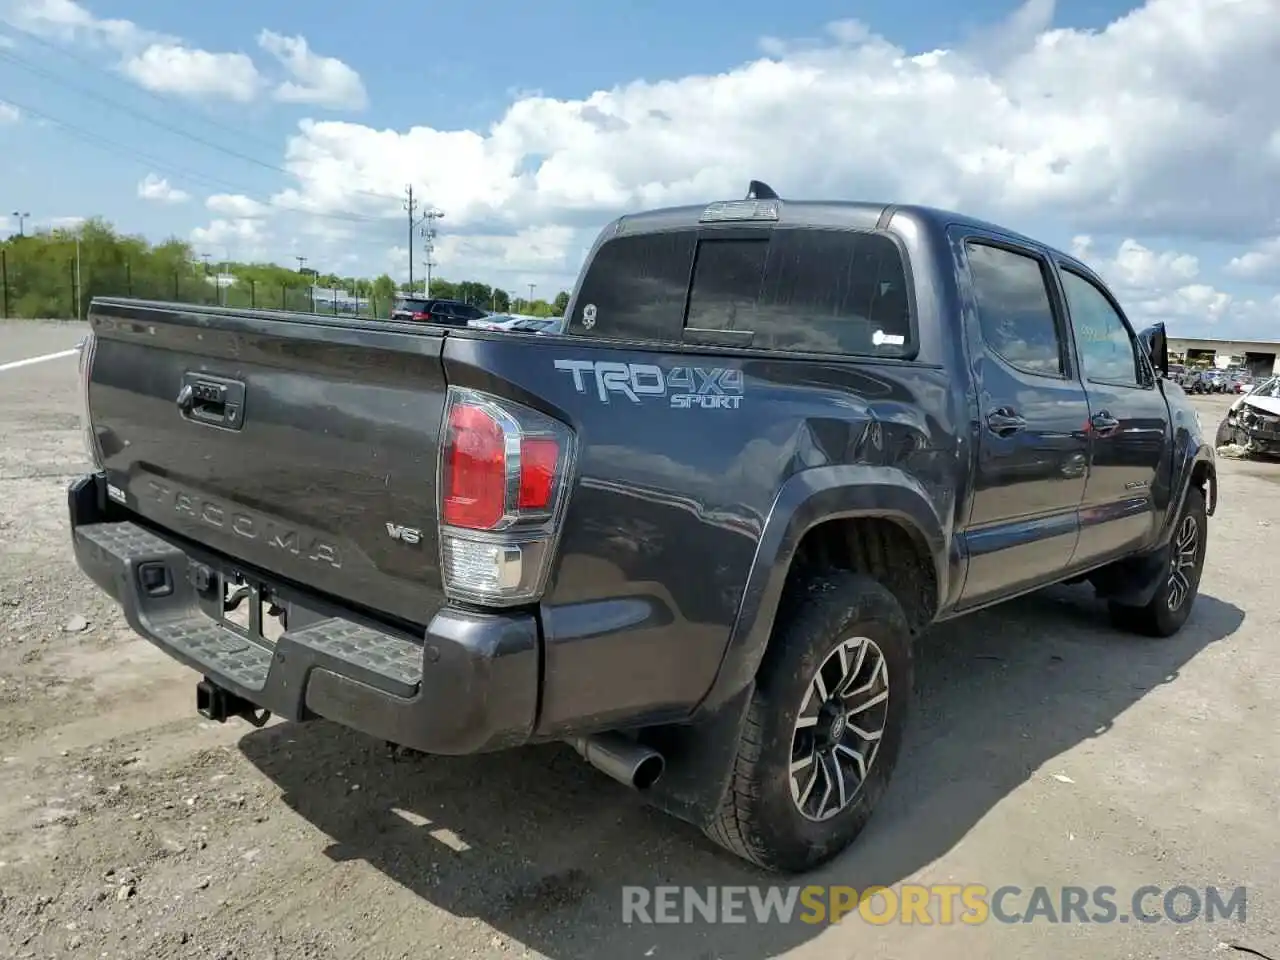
[1167,336,1280,376]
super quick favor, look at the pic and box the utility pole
[405,185,444,293]
[527,283,536,310]
[11,211,29,238]
[295,255,307,274]
[404,184,417,290]
[75,237,82,321]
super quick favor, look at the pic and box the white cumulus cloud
[121,44,261,101]
[191,218,270,259]
[257,30,367,110]
[0,101,18,123]
[1226,238,1280,281]
[267,0,1280,248]
[205,194,270,219]
[137,174,189,204]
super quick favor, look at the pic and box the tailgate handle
[177,373,245,430]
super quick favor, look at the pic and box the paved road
[0,319,86,367]
[0,353,1274,959]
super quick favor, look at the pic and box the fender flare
[1162,442,1217,544]
[694,464,949,713]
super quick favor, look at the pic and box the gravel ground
[0,318,1277,959]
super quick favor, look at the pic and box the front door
[957,236,1091,608]
[1055,266,1170,564]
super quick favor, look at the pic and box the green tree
[553,290,570,315]
[0,216,563,323]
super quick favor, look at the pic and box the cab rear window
[567,226,914,358]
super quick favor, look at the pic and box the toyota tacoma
[68,183,1217,873]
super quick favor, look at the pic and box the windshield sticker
[581,304,597,329]
[554,359,744,409]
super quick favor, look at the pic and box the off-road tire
[704,572,913,873]
[1108,485,1207,637]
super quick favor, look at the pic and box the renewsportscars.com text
[620,884,1248,926]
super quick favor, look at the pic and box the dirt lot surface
[0,318,1276,959]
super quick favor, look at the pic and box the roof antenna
[746,180,779,201]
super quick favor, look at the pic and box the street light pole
[11,211,30,238]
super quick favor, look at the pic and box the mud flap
[1089,543,1171,608]
[634,683,755,830]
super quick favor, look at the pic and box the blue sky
[2,0,1280,337]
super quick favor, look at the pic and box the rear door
[955,235,1090,607]
[1054,266,1170,564]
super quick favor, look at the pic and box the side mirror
[1137,322,1169,380]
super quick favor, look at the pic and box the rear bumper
[68,473,539,755]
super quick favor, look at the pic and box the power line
[0,46,407,209]
[0,92,390,226]
[0,18,291,161]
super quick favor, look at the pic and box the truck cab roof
[604,198,1102,282]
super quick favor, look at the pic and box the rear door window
[965,242,1066,378]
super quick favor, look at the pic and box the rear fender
[695,464,948,715]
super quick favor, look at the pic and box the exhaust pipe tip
[571,733,665,791]
[631,752,665,790]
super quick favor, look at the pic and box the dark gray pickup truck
[69,184,1217,873]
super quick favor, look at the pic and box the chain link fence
[0,251,389,321]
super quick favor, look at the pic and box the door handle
[986,408,1027,437]
[1091,411,1120,435]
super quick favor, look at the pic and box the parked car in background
[468,313,522,330]
[470,314,565,334]
[1218,374,1280,452]
[1183,371,1211,393]
[390,296,489,327]
[507,317,563,334]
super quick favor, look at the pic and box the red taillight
[442,404,506,529]
[436,386,575,606]
[519,437,559,510]
[411,311,430,320]
[442,402,565,528]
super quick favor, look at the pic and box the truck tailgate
[86,299,450,626]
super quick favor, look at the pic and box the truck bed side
[439,331,966,735]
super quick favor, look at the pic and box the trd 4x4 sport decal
[553,359,744,409]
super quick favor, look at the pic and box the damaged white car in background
[1217,375,1280,456]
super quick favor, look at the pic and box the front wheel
[1108,486,1207,637]
[704,572,913,873]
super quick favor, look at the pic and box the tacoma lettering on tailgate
[143,479,343,569]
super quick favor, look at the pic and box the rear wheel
[704,572,913,873]
[1108,486,1207,637]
